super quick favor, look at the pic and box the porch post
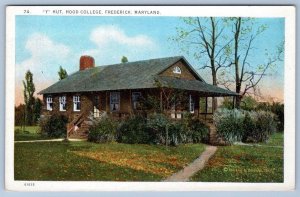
[160,89,163,112]
[205,97,208,121]
[106,91,109,112]
[129,89,132,114]
[232,96,235,109]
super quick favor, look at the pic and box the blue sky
[15,16,285,104]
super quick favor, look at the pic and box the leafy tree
[33,98,42,124]
[240,96,258,111]
[23,70,35,126]
[58,66,68,80]
[220,97,235,109]
[15,104,25,126]
[121,56,128,63]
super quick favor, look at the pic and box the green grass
[191,132,284,182]
[14,141,206,181]
[14,126,57,141]
[258,132,284,147]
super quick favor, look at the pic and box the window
[110,92,120,112]
[73,95,81,111]
[59,96,66,111]
[173,66,181,74]
[93,96,100,118]
[132,92,142,110]
[189,94,195,114]
[46,96,53,111]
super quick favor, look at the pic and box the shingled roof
[39,56,237,96]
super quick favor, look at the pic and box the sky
[15,16,285,105]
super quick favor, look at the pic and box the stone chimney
[79,55,95,71]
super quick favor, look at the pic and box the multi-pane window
[189,94,195,114]
[173,66,182,74]
[46,96,53,111]
[110,92,120,111]
[132,92,142,110]
[59,96,67,111]
[93,96,100,118]
[73,95,81,111]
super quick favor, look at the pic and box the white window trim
[110,92,120,112]
[189,94,195,114]
[132,92,142,110]
[73,95,81,112]
[46,96,53,111]
[59,96,67,111]
[173,66,182,74]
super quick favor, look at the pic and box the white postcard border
[5,5,295,191]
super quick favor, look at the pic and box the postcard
[5,5,295,191]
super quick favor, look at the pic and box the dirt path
[164,145,217,182]
[14,138,86,143]
[234,142,283,148]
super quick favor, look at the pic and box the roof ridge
[93,55,184,68]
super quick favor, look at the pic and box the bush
[257,102,284,132]
[187,118,210,143]
[213,109,245,144]
[214,108,278,144]
[39,114,68,138]
[146,113,170,144]
[146,113,209,146]
[117,116,150,144]
[88,117,117,143]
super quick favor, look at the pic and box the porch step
[68,120,91,139]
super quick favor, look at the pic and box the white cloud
[90,25,155,47]
[17,33,71,76]
[81,25,159,65]
[15,33,73,105]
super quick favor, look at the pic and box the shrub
[188,118,210,143]
[214,109,278,144]
[88,117,117,143]
[257,102,284,132]
[146,113,209,146]
[213,108,245,144]
[39,114,68,138]
[117,116,150,144]
[147,113,170,145]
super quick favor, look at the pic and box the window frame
[93,95,100,118]
[46,96,53,111]
[59,96,67,111]
[110,92,120,112]
[132,92,142,110]
[73,95,81,112]
[173,66,182,74]
[189,94,195,114]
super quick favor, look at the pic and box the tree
[23,70,35,126]
[121,56,128,63]
[174,17,233,109]
[58,66,68,80]
[32,98,42,124]
[15,104,25,126]
[227,17,283,107]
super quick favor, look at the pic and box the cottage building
[39,56,237,139]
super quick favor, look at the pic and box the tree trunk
[211,68,218,110]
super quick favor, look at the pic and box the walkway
[14,138,86,143]
[234,142,283,148]
[164,145,217,182]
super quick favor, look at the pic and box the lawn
[191,132,284,182]
[14,126,57,141]
[14,141,206,181]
